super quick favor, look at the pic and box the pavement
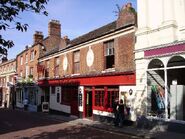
[36,112,185,139]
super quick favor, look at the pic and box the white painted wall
[49,86,70,113]
[93,110,114,118]
[119,86,137,121]
[135,0,185,118]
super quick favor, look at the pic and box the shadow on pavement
[22,124,137,139]
[0,108,69,135]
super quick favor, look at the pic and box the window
[20,56,23,65]
[54,57,59,77]
[57,93,60,103]
[25,53,28,63]
[73,50,80,74]
[61,87,72,104]
[107,88,119,109]
[25,66,29,78]
[28,91,36,105]
[51,86,55,94]
[30,50,34,60]
[45,60,49,77]
[93,86,119,111]
[20,70,23,77]
[104,40,114,69]
[94,88,105,107]
[30,67,33,76]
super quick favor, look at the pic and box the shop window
[28,91,36,105]
[54,57,59,77]
[73,50,80,74]
[93,87,119,111]
[104,40,114,69]
[107,89,119,109]
[94,89,105,107]
[61,87,72,104]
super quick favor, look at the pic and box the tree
[0,0,49,57]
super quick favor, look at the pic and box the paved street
[0,109,141,139]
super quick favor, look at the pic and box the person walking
[23,98,28,111]
[118,99,125,127]
[113,98,119,126]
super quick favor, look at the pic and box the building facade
[135,0,185,121]
[38,3,137,121]
[0,59,16,108]
[15,20,66,111]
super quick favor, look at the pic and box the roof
[69,21,117,47]
[0,58,16,66]
[39,21,135,59]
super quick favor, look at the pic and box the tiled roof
[39,21,135,59]
[69,21,117,47]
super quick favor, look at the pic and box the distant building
[135,0,185,121]
[0,59,16,108]
[38,3,137,121]
[15,20,66,111]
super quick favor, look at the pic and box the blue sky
[3,0,136,59]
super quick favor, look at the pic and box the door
[85,88,92,118]
[70,87,79,116]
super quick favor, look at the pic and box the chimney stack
[33,31,43,44]
[116,3,136,28]
[48,20,61,37]
[63,36,70,45]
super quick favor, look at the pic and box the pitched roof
[69,21,117,47]
[39,21,135,59]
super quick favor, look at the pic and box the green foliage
[0,0,49,56]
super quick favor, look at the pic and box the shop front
[15,83,42,111]
[38,72,136,121]
[145,43,185,121]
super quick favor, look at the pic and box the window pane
[74,62,80,74]
[74,51,80,62]
[94,89,105,107]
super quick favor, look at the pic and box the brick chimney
[116,3,137,28]
[63,36,70,45]
[33,31,43,44]
[48,20,61,37]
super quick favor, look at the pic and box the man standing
[113,98,119,126]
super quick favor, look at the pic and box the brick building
[0,58,16,108]
[38,3,137,121]
[15,20,66,111]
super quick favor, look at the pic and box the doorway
[84,88,93,118]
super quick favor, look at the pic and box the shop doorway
[0,91,2,106]
[84,88,92,118]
